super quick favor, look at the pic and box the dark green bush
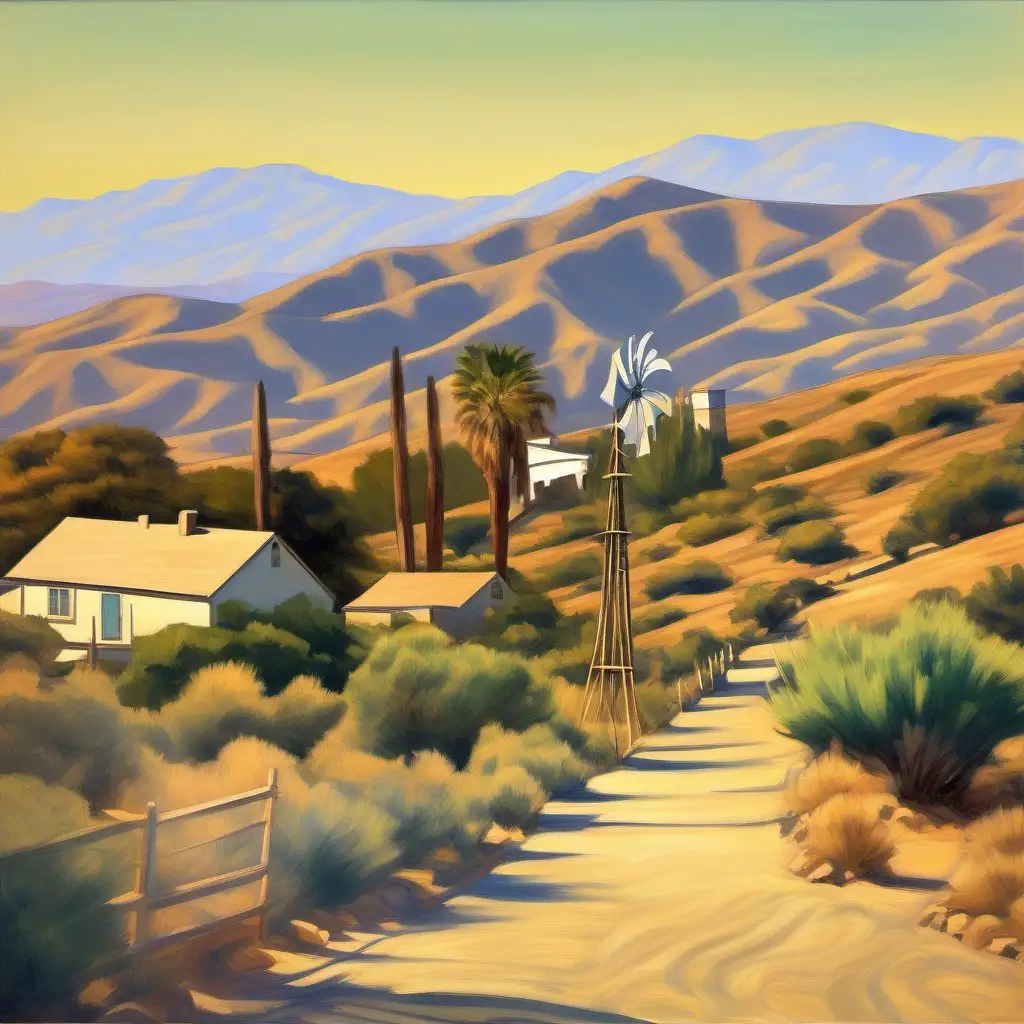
[985,368,1024,404]
[639,542,680,564]
[476,594,592,657]
[634,605,688,634]
[776,521,855,565]
[841,388,873,406]
[673,488,753,519]
[676,513,748,546]
[848,420,895,453]
[760,499,832,536]
[727,434,761,454]
[646,560,732,599]
[912,586,964,608]
[753,483,808,511]
[761,419,793,439]
[772,602,1024,805]
[865,469,905,495]
[444,514,490,556]
[730,583,798,632]
[780,577,837,606]
[541,552,602,589]
[727,461,786,489]
[902,451,1024,545]
[341,626,553,768]
[965,565,1024,643]
[894,394,984,436]
[786,438,844,473]
[659,630,725,678]
[883,522,920,562]
[0,611,63,669]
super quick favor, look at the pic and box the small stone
[225,944,276,972]
[988,937,1021,960]
[789,850,812,876]
[919,903,947,928]
[290,919,330,946]
[807,862,839,884]
[842,869,856,885]
[943,912,969,938]
[793,825,809,844]
[962,915,1003,950]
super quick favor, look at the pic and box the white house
[524,436,591,503]
[343,571,514,638]
[0,511,335,661]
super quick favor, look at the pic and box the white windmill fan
[600,331,673,456]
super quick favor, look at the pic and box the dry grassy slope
[364,348,1024,646]
[0,177,1021,466]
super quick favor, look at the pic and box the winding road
[227,643,1024,1024]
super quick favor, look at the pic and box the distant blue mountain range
[0,123,1021,316]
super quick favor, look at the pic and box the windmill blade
[633,332,653,379]
[617,399,643,453]
[641,354,672,382]
[600,343,632,408]
[644,389,673,418]
[636,398,659,457]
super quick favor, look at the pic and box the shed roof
[3,517,279,598]
[345,571,505,611]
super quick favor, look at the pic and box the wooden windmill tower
[580,333,673,756]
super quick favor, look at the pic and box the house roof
[527,443,590,469]
[345,571,506,611]
[3,517,281,598]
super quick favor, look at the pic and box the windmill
[580,332,673,756]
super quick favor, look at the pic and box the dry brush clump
[786,748,892,816]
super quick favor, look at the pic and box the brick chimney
[177,510,199,536]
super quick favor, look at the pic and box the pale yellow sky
[1,0,1022,210]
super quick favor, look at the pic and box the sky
[2,0,1022,211]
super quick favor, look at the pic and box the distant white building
[524,436,591,503]
[343,571,514,638]
[689,389,728,445]
[0,512,334,661]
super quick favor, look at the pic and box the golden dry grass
[946,852,1024,918]
[786,748,892,816]
[802,793,897,876]
[966,806,1024,858]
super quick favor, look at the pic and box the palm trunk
[252,380,271,531]
[425,376,444,571]
[391,347,415,572]
[489,438,511,580]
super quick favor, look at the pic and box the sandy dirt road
[234,645,1024,1024]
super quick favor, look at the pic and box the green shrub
[730,583,798,632]
[753,484,808,511]
[471,764,546,831]
[780,577,836,607]
[0,776,127,1020]
[848,420,895,453]
[761,419,793,439]
[985,368,1024,404]
[476,594,593,658]
[882,522,919,562]
[965,565,1024,643]
[865,469,904,495]
[340,626,553,768]
[673,488,753,519]
[903,451,1024,545]
[912,586,964,608]
[628,399,724,510]
[727,434,761,454]
[469,723,589,796]
[444,514,490,556]
[776,521,855,565]
[631,508,674,538]
[645,560,733,599]
[0,668,140,811]
[634,605,688,634]
[639,542,681,564]
[841,388,873,406]
[895,394,984,435]
[1005,412,1024,453]
[727,461,786,489]
[760,498,832,536]
[772,602,1024,805]
[676,513,747,546]
[660,630,725,678]
[0,611,64,670]
[786,438,844,473]
[541,552,602,589]
[635,682,683,731]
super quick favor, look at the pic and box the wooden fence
[0,768,278,954]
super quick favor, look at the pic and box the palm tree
[452,344,555,579]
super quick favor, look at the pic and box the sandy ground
[217,645,1024,1024]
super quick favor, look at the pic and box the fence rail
[0,768,278,953]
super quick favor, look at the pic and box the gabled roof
[3,517,279,598]
[344,571,507,611]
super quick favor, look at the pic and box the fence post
[676,675,683,711]
[128,802,158,947]
[257,767,278,941]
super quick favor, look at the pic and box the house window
[47,587,71,618]
[270,541,281,568]
[490,579,504,600]
[101,593,122,641]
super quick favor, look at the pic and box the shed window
[271,541,281,568]
[47,588,71,618]
[490,579,504,600]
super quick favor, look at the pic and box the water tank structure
[689,389,728,446]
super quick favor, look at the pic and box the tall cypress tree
[391,347,415,571]
[252,380,271,531]
[425,375,445,570]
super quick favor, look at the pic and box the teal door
[100,593,121,641]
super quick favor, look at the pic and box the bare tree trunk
[252,380,271,531]
[490,436,511,580]
[391,347,415,572]
[425,375,444,571]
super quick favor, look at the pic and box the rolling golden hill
[0,176,1021,467]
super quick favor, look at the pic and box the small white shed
[343,571,515,638]
[0,511,335,661]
